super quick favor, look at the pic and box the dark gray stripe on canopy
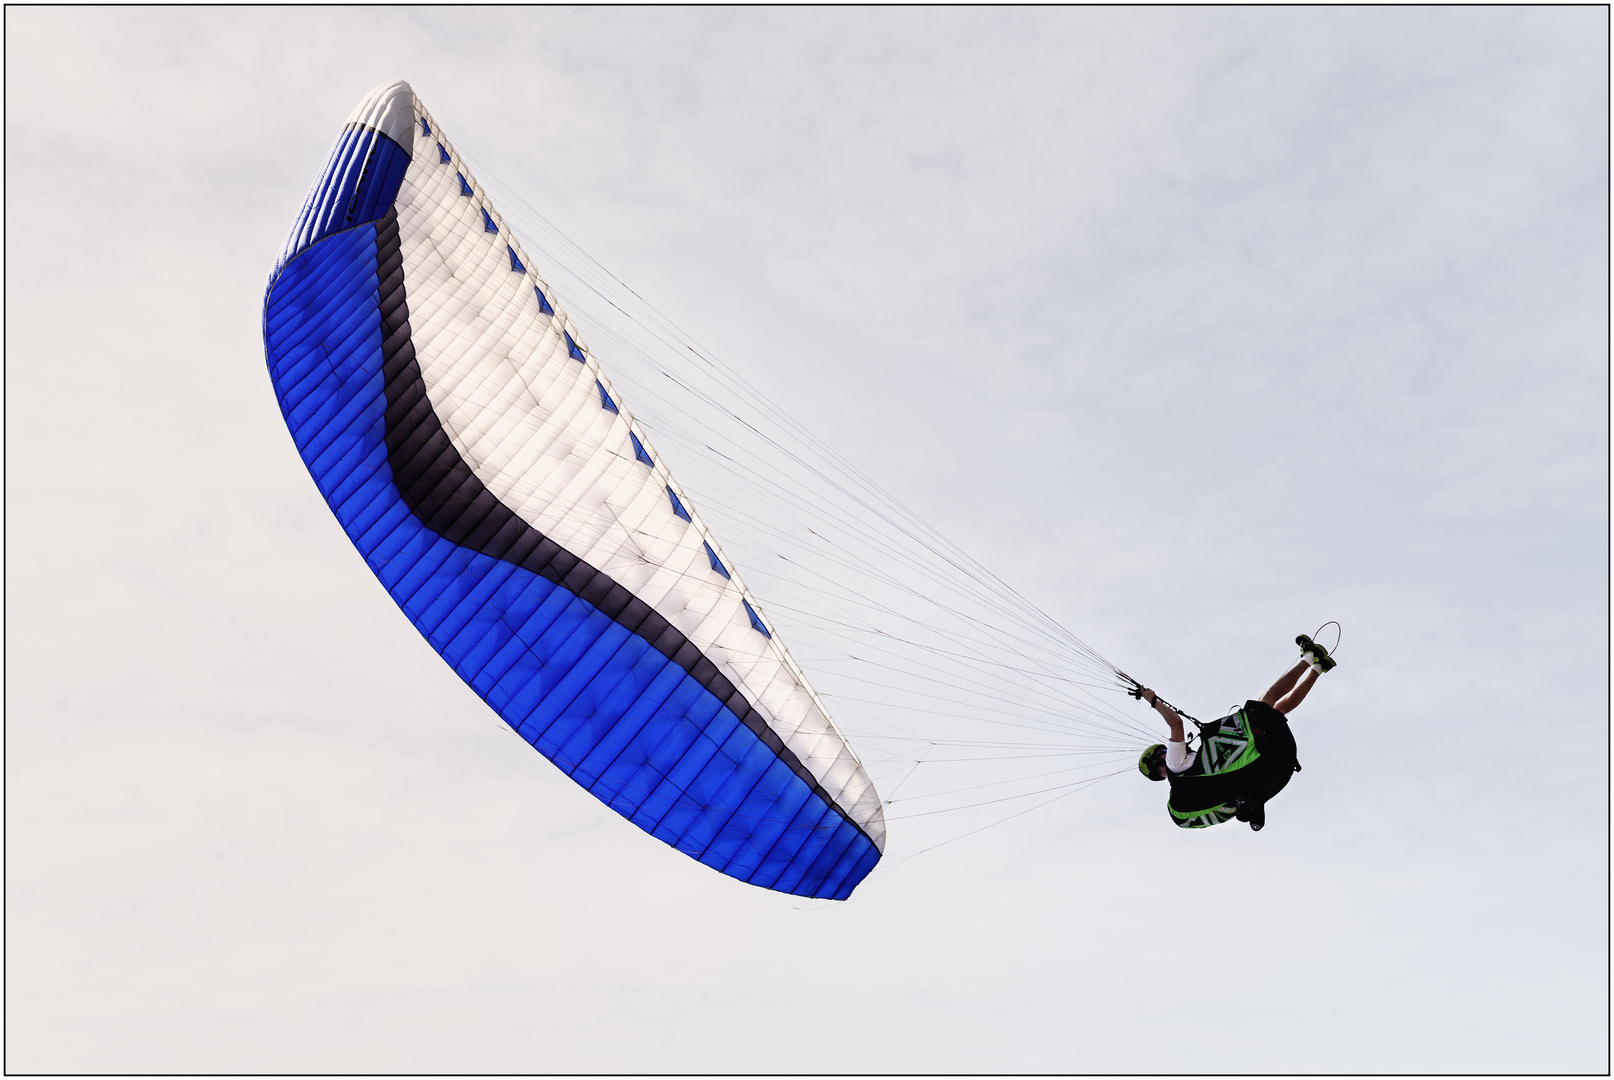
[371,207,872,849]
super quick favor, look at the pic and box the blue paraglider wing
[262,81,883,900]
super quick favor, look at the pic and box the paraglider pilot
[1134,634,1336,831]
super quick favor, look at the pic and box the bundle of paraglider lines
[263,81,1160,901]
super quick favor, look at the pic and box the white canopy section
[345,79,416,148]
[390,91,884,848]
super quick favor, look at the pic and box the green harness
[1166,708,1263,829]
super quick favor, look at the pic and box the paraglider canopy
[262,80,885,900]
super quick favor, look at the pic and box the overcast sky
[6,6,1607,1074]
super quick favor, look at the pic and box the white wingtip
[346,80,416,151]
